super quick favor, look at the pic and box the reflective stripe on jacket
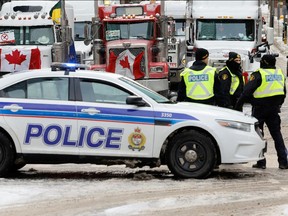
[253,68,285,98]
[219,66,241,95]
[180,66,216,100]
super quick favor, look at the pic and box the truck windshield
[196,19,254,41]
[105,21,154,41]
[0,26,54,45]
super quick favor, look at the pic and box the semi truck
[140,0,187,92]
[185,0,272,75]
[66,0,120,65]
[0,0,74,73]
[86,1,170,95]
[165,0,186,91]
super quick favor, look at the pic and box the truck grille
[109,48,146,73]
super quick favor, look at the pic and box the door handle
[81,108,101,115]
[3,104,23,112]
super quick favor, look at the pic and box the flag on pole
[49,0,61,24]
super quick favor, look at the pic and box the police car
[0,64,266,179]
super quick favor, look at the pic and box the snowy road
[1,19,288,216]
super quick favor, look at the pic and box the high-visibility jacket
[253,68,285,98]
[180,66,216,100]
[219,66,243,95]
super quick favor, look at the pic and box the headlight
[150,66,163,73]
[216,120,251,132]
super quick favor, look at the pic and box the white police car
[0,64,266,179]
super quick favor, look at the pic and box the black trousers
[253,105,287,166]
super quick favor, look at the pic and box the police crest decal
[128,127,146,151]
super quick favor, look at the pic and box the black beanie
[195,48,209,61]
[228,52,241,61]
[260,54,276,67]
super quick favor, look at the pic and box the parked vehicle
[185,0,271,75]
[141,0,187,92]
[0,1,74,73]
[85,1,170,96]
[0,63,266,178]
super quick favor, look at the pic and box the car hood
[158,102,256,124]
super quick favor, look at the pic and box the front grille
[109,48,146,73]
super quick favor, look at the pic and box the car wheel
[0,132,14,177]
[166,130,217,179]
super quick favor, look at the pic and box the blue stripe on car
[0,102,198,125]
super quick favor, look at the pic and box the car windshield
[120,77,171,103]
[0,26,55,45]
[197,19,254,41]
[105,21,154,41]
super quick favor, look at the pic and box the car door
[0,77,78,155]
[75,77,155,158]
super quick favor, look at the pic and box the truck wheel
[0,133,14,177]
[166,130,217,179]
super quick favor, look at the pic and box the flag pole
[61,0,69,62]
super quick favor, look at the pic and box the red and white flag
[0,48,41,72]
[107,49,145,80]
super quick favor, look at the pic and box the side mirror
[84,24,91,46]
[168,17,175,38]
[185,26,191,45]
[126,96,147,106]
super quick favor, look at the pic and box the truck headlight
[150,66,163,73]
[216,120,251,132]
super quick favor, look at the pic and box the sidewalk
[273,17,288,56]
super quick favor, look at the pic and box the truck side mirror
[84,24,91,46]
[168,18,175,38]
[185,26,189,43]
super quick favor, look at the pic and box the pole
[60,0,69,62]
[270,0,275,27]
[92,0,102,65]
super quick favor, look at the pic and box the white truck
[0,0,74,73]
[185,0,272,75]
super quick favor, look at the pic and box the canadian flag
[107,49,145,80]
[0,48,41,72]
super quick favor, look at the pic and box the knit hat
[228,52,241,61]
[195,48,209,61]
[260,54,276,67]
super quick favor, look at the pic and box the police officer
[235,54,288,169]
[218,52,244,109]
[177,48,220,105]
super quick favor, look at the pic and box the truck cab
[185,0,270,75]
[87,1,170,96]
[0,1,74,73]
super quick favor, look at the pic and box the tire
[166,130,217,179]
[0,132,15,177]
